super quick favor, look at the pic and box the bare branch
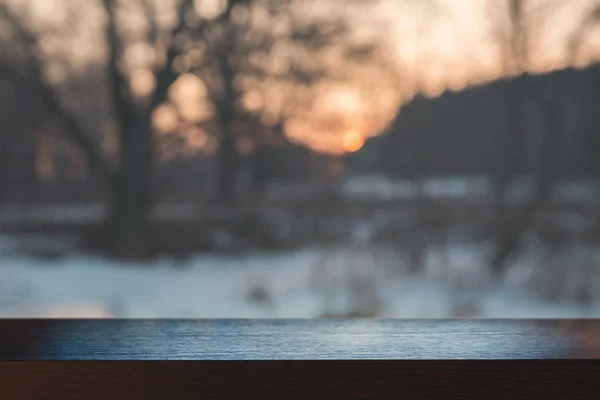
[567,4,600,65]
[141,0,159,49]
[147,0,195,110]
[0,4,112,180]
[101,0,136,133]
[0,3,39,62]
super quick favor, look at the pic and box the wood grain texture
[0,320,598,399]
[1,319,599,360]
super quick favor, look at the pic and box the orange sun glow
[342,130,365,153]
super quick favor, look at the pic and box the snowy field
[0,175,598,318]
[1,234,599,319]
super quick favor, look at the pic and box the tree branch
[0,4,113,181]
[141,0,159,49]
[147,0,195,111]
[101,0,136,134]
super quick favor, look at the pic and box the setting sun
[342,130,365,153]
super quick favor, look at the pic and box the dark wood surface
[0,319,599,360]
[1,320,599,399]
[1,361,599,400]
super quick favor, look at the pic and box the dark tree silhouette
[0,0,397,255]
[0,0,195,257]
[188,0,394,204]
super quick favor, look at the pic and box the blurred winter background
[1,0,599,318]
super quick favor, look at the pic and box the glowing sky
[8,0,600,155]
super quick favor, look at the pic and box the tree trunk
[491,85,559,276]
[214,2,241,205]
[217,126,238,205]
[407,180,428,274]
[216,48,239,205]
[252,146,269,199]
[107,114,153,258]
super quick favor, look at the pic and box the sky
[382,0,600,92]
[7,0,600,155]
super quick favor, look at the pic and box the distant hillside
[350,64,600,180]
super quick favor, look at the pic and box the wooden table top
[1,319,599,360]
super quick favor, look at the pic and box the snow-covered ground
[0,234,598,318]
[0,175,598,318]
[341,175,600,204]
[340,175,492,201]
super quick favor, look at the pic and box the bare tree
[0,4,112,179]
[185,0,394,204]
[0,0,398,254]
[0,0,195,257]
[394,0,451,273]
[100,0,200,256]
[486,0,569,274]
